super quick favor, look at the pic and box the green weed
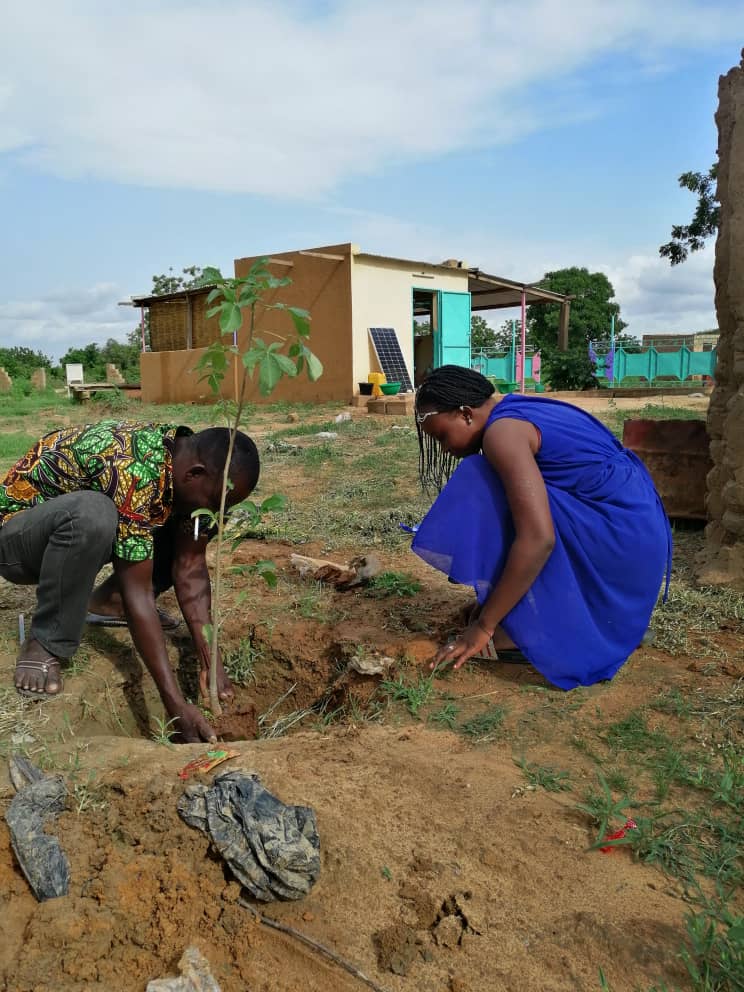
[151,715,178,746]
[365,571,421,598]
[428,702,460,730]
[576,773,635,848]
[459,706,507,743]
[222,637,259,686]
[380,674,435,718]
[603,710,670,753]
[516,758,573,792]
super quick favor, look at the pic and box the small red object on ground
[599,818,637,853]
[178,748,239,781]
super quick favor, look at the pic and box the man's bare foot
[15,639,63,698]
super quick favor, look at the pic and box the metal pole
[520,291,526,394]
[140,306,146,351]
[511,319,516,383]
[610,313,615,385]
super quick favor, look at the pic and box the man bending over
[0,420,259,742]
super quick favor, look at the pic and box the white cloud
[0,284,135,361]
[0,1,739,197]
[602,243,716,335]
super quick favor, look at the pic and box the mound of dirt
[0,726,690,992]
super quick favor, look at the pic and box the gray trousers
[0,492,118,658]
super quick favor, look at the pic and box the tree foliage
[659,165,719,266]
[527,267,625,353]
[470,316,522,352]
[151,265,213,296]
[542,350,597,391]
[58,338,141,383]
[0,347,53,379]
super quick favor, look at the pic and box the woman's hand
[431,621,493,672]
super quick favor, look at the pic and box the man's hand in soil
[170,702,217,744]
[114,557,219,742]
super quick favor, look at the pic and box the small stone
[433,915,462,949]
[302,911,314,922]
[286,413,300,423]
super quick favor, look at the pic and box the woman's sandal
[474,640,529,664]
[15,658,64,700]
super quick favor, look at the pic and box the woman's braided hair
[416,365,495,493]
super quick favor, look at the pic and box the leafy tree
[527,267,625,353]
[659,165,719,266]
[470,315,496,351]
[0,347,53,379]
[151,265,212,296]
[471,316,524,352]
[542,350,598,391]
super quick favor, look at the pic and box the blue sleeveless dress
[411,395,672,688]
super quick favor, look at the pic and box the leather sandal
[15,657,63,700]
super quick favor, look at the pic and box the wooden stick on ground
[237,899,391,992]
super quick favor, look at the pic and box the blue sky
[0,1,741,359]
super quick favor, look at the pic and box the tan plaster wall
[232,244,354,403]
[697,52,744,588]
[140,347,234,405]
[350,255,468,388]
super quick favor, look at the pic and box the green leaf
[260,493,287,513]
[274,353,298,376]
[219,303,242,336]
[201,266,223,284]
[206,288,222,305]
[191,508,218,530]
[206,304,222,319]
[254,560,278,588]
[305,349,323,382]
[288,306,311,337]
[258,353,283,395]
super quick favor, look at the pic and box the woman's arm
[433,418,555,670]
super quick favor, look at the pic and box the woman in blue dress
[412,366,672,689]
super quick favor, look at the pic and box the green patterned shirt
[0,421,192,562]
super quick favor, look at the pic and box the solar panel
[368,328,413,393]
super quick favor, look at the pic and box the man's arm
[113,555,216,743]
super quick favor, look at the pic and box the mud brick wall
[698,52,744,588]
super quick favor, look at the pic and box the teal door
[436,291,471,368]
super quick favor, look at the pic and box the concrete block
[384,396,415,416]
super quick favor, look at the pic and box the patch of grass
[380,673,435,718]
[428,701,459,730]
[652,583,744,656]
[0,432,39,461]
[516,757,573,792]
[222,637,259,686]
[602,710,671,753]
[365,571,421,598]
[301,442,341,467]
[652,687,696,717]
[459,706,507,743]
